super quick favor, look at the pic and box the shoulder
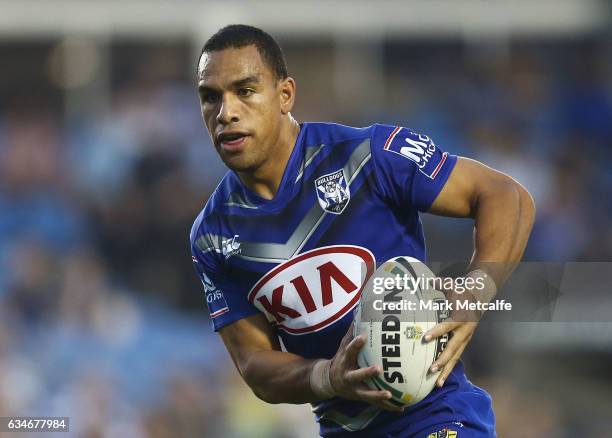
[301,121,376,146]
[189,172,236,256]
[303,122,415,153]
[300,122,434,174]
[368,123,426,154]
[367,124,447,169]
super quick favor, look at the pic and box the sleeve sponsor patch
[383,126,448,179]
[198,266,230,319]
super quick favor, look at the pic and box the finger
[430,323,476,372]
[344,365,380,384]
[424,319,459,342]
[353,387,392,403]
[351,384,404,413]
[428,327,469,373]
[343,335,367,366]
[354,388,404,412]
[436,341,468,387]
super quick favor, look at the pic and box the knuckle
[430,328,444,338]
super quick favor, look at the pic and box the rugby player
[190,24,535,437]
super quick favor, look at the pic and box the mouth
[217,132,249,152]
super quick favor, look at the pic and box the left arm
[424,157,536,386]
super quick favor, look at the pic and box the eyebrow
[198,75,261,93]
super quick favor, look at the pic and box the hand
[424,286,481,388]
[328,324,404,412]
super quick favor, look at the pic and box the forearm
[241,349,323,404]
[469,179,536,287]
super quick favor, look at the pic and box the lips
[217,132,248,152]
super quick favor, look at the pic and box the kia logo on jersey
[248,246,375,334]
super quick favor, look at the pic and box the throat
[237,120,301,201]
[240,173,279,200]
[237,150,290,200]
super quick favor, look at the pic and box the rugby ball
[353,256,449,407]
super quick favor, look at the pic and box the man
[190,24,535,437]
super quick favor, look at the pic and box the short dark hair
[198,24,288,81]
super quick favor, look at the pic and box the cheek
[254,92,278,117]
[202,110,215,130]
[256,101,278,128]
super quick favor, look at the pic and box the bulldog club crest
[315,169,350,214]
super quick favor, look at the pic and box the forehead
[198,45,270,86]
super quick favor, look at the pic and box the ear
[279,77,296,115]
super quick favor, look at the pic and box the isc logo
[206,290,223,303]
[248,246,375,334]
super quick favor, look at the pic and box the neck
[237,117,301,200]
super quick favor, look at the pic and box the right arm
[190,226,398,409]
[220,314,314,403]
[219,313,401,410]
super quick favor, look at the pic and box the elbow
[248,382,272,403]
[493,176,536,229]
[241,358,281,404]
[514,181,536,229]
[477,176,536,225]
[251,386,281,404]
[247,378,281,404]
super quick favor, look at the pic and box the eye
[201,93,219,104]
[238,88,254,97]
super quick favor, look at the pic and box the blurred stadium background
[0,1,611,436]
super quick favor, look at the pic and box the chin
[221,155,260,173]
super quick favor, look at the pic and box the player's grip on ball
[312,323,405,413]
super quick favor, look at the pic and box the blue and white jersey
[190,122,484,436]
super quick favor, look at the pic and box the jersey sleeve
[190,224,260,332]
[370,124,457,211]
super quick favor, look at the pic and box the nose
[216,94,240,126]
